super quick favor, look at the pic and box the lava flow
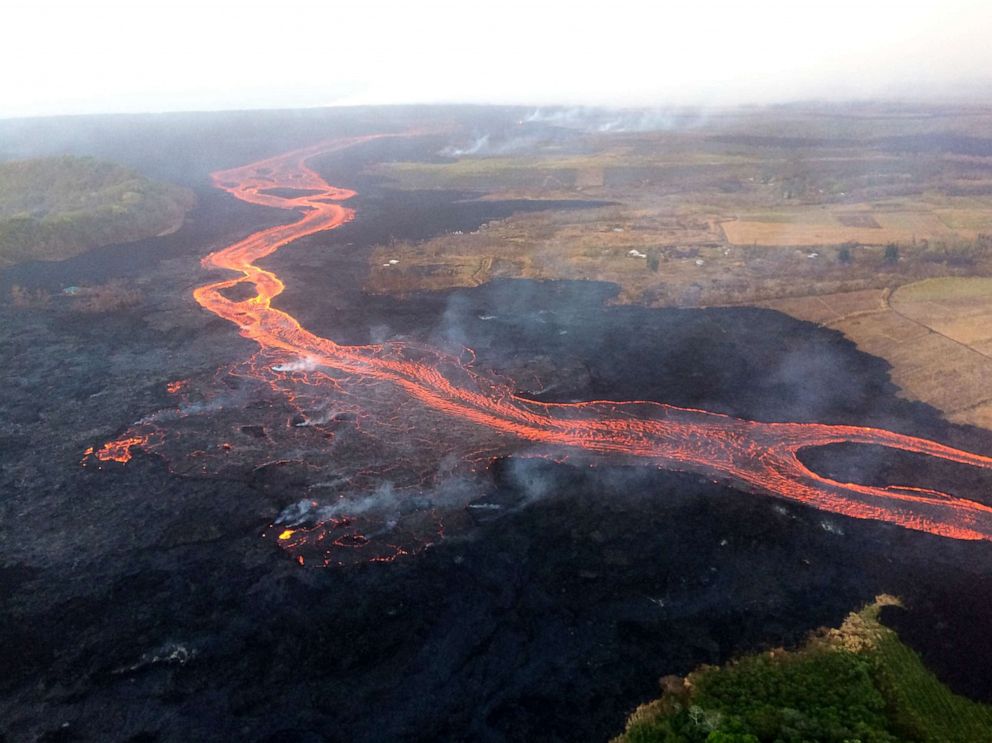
[91,135,992,552]
[82,435,152,465]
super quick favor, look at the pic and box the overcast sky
[4,0,990,118]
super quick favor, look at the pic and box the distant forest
[0,156,193,267]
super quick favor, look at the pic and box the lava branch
[90,135,992,545]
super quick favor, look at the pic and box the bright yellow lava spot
[278,530,294,540]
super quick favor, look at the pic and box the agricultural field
[893,276,992,352]
[721,203,959,247]
[762,278,992,430]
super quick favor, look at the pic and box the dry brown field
[762,279,992,430]
[721,206,959,247]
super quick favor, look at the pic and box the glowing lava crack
[87,136,992,551]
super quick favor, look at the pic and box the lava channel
[86,135,992,555]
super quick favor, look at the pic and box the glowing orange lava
[166,380,188,394]
[93,136,992,547]
[82,435,150,464]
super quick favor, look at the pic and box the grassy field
[0,156,194,267]
[613,596,992,742]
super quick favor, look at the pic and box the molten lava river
[84,136,992,566]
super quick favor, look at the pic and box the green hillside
[0,156,194,267]
[614,596,992,743]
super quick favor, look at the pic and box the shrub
[70,281,143,313]
[10,284,51,308]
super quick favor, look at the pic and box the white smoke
[112,642,196,675]
[274,475,489,533]
[441,134,491,157]
[293,407,345,427]
[272,356,319,372]
[440,132,549,158]
[138,387,252,423]
[523,106,710,133]
[275,498,319,526]
[522,107,592,125]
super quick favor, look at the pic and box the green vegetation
[0,156,193,267]
[614,597,992,743]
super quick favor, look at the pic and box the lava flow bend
[106,136,992,544]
